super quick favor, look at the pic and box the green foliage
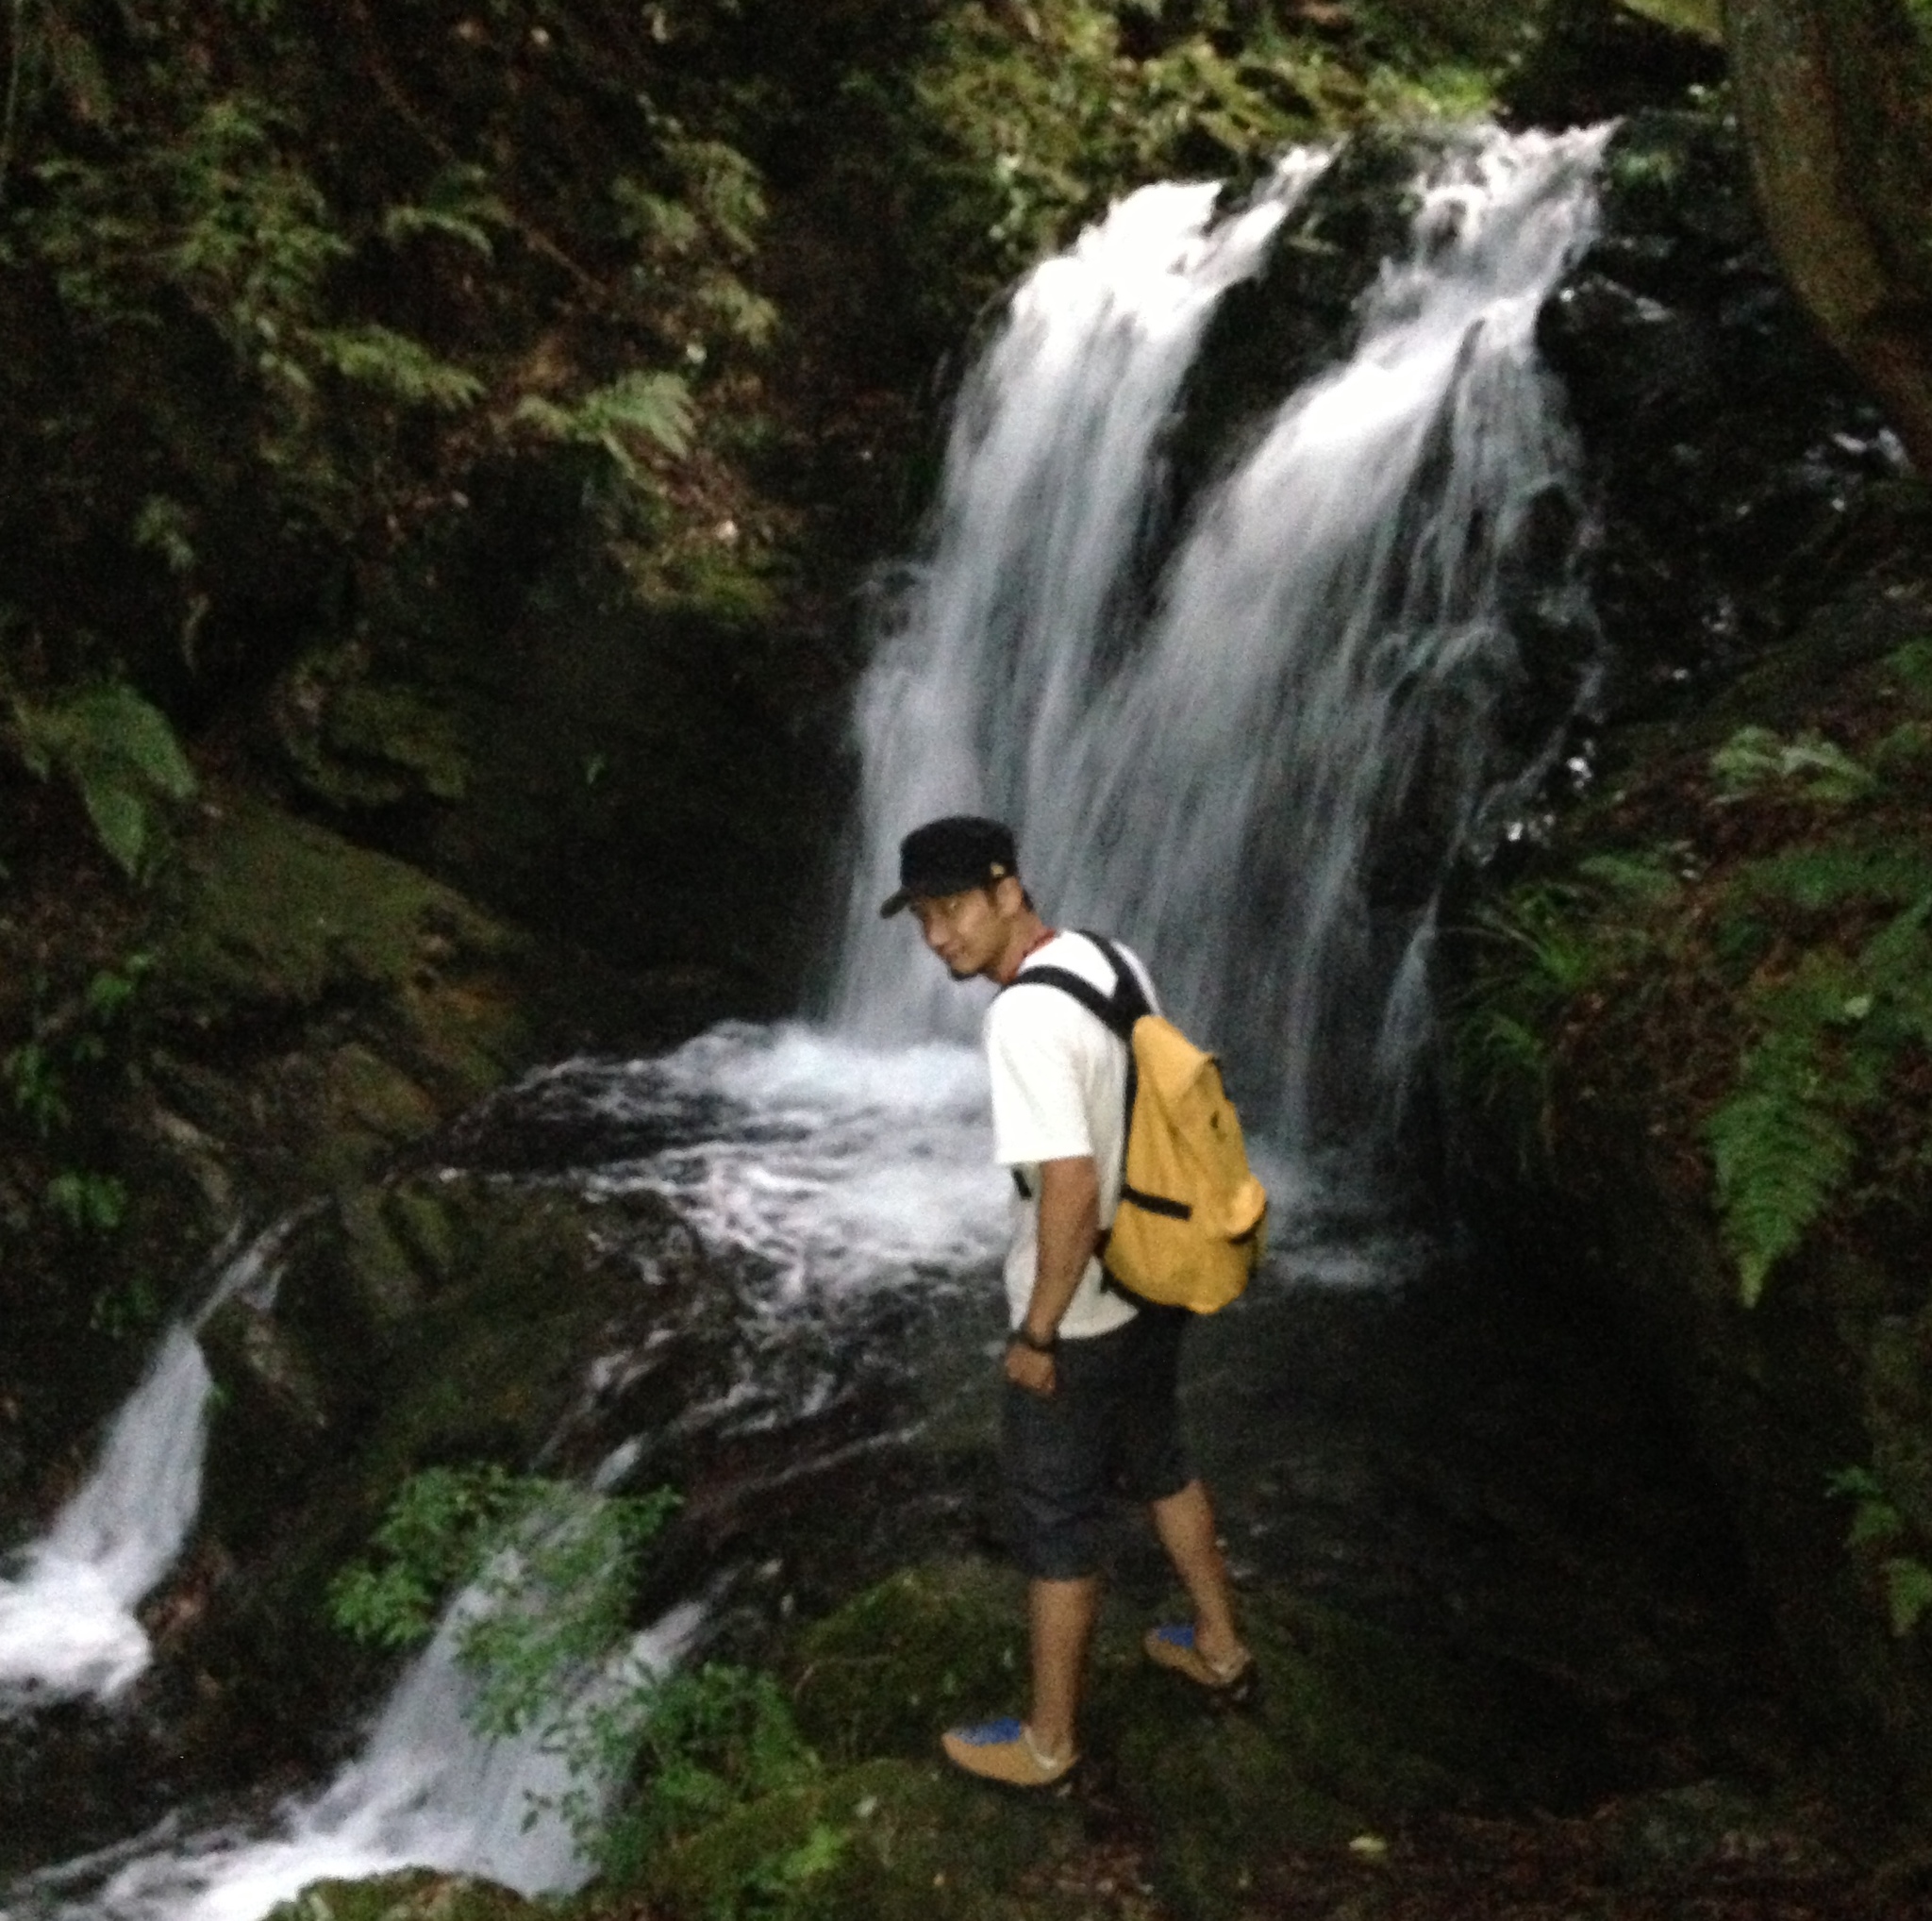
[1454,870,1664,1160]
[308,327,483,413]
[44,1166,128,1235]
[89,1270,163,1340]
[1710,724,1879,806]
[1828,1467,1932,1637]
[517,371,694,475]
[329,1466,821,1892]
[1732,841,1932,913]
[8,682,196,879]
[379,164,512,259]
[1705,860,1932,1300]
[596,1663,821,1890]
[327,1465,678,1656]
[1464,656,1932,1308]
[0,0,777,712]
[1707,1027,1859,1308]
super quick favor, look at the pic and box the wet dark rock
[266,469,846,1012]
[1166,127,1426,536]
[1503,0,1726,129]
[1539,111,1903,716]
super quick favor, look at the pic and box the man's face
[910,880,1016,981]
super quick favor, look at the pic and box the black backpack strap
[1079,931,1152,1027]
[1004,963,1130,1039]
[997,931,1148,1037]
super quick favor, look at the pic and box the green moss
[784,1562,1574,1921]
[162,797,513,1011]
[643,1757,1074,1921]
[792,1562,1030,1763]
[312,683,474,807]
[156,794,528,1160]
[263,1871,538,1921]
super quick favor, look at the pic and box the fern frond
[1737,843,1932,911]
[380,165,511,259]
[309,326,483,411]
[568,371,692,457]
[1711,726,1876,805]
[8,682,196,878]
[1707,1027,1857,1307]
[515,371,692,473]
[1575,847,1684,902]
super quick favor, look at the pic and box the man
[880,813,1251,1789]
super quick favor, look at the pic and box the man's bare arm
[1007,1154,1100,1395]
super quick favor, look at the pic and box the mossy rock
[782,1561,1586,1920]
[641,1756,1078,1921]
[161,794,517,1027]
[150,793,528,1190]
[182,1177,704,1778]
[263,1872,538,1921]
[791,1562,1031,1763]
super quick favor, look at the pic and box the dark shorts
[1002,1303,1193,1581]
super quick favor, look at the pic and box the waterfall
[8,120,1616,1921]
[11,1595,704,1921]
[0,1226,293,1711]
[835,125,1608,1170]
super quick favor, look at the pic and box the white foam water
[563,1022,1008,1299]
[11,1596,704,1921]
[0,1329,210,1708]
[0,1228,292,1712]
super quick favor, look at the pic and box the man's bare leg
[1149,1478,1244,1667]
[1027,1575,1099,1759]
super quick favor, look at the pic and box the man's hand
[1005,1339,1057,1397]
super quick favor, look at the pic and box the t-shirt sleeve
[984,989,1094,1167]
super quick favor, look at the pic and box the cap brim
[878,888,913,918]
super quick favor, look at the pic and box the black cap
[878,815,1018,917]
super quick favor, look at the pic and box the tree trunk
[1722,0,1932,475]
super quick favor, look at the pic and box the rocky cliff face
[1458,109,1932,1804]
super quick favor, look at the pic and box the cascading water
[2,1031,1011,1921]
[0,1226,294,1711]
[835,125,1609,1175]
[8,121,1612,1921]
[13,1595,704,1921]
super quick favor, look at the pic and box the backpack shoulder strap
[997,932,1147,1041]
[1079,930,1152,1027]
[1003,963,1130,1039]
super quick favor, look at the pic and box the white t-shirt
[983,930,1159,1341]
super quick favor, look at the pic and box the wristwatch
[1008,1325,1058,1355]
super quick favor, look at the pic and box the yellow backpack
[1006,934,1268,1312]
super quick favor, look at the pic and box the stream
[0,120,1787,1921]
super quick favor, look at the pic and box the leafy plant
[330,1466,822,1890]
[1710,725,1878,805]
[1704,870,1932,1301]
[1828,1467,1932,1637]
[1707,1027,1860,1308]
[9,682,197,879]
[89,1271,163,1340]
[45,1167,128,1235]
[1454,871,1663,1160]
[516,371,694,476]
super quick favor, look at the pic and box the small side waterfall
[0,1329,210,1707]
[0,1228,293,1711]
[835,126,1608,1171]
[14,1599,703,1921]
